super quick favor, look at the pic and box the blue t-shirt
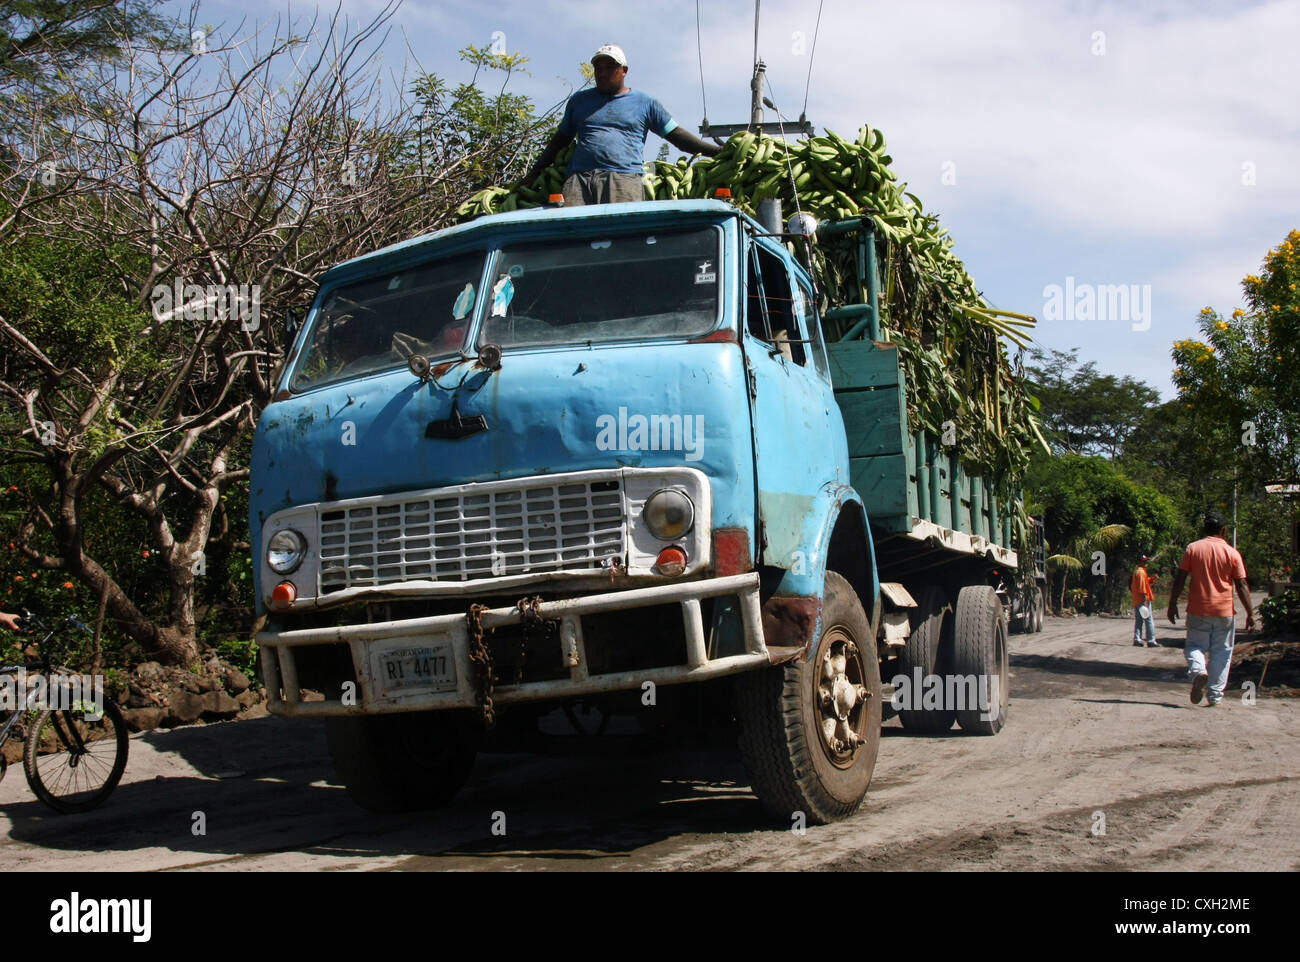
[559,88,678,175]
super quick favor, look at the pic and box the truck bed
[827,339,1018,579]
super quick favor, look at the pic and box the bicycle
[0,611,129,813]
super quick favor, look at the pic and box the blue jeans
[1133,603,1155,643]
[1184,613,1236,701]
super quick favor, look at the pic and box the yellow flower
[1232,309,1244,319]
[1216,320,1229,330]
[1199,307,1213,315]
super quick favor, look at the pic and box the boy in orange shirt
[1130,555,1157,647]
[1167,513,1256,707]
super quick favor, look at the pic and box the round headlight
[642,489,695,541]
[267,528,307,574]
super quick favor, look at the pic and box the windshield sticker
[646,236,657,245]
[490,275,515,317]
[590,240,611,250]
[695,260,716,284]
[508,263,525,278]
[387,275,402,291]
[452,283,475,320]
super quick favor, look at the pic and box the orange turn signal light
[270,581,297,608]
[655,546,688,577]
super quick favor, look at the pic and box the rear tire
[895,585,956,733]
[953,585,1009,735]
[735,572,882,824]
[326,710,478,813]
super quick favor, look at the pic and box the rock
[122,707,167,732]
[196,674,222,693]
[238,702,270,720]
[3,740,23,765]
[235,689,260,710]
[200,690,239,719]
[174,673,202,694]
[300,689,325,703]
[127,691,154,709]
[135,661,164,683]
[224,667,251,694]
[162,689,205,727]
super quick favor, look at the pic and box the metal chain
[514,595,545,686]
[466,603,496,729]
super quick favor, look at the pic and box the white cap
[591,44,627,67]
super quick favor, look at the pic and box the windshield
[290,251,485,392]
[478,226,721,349]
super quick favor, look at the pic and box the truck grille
[318,478,624,593]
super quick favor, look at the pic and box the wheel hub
[817,631,871,767]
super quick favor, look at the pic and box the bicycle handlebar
[13,610,92,637]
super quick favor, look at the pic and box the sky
[195,0,1300,399]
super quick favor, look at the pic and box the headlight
[267,529,307,574]
[642,489,695,540]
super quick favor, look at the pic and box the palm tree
[1046,523,1132,613]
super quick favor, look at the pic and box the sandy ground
[3,599,1297,872]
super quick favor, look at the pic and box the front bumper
[257,572,769,717]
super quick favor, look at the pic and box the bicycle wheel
[23,699,129,813]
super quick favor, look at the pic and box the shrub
[1259,589,1300,636]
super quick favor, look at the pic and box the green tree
[1172,231,1300,487]
[1026,347,1160,458]
[1027,453,1181,612]
[406,45,558,197]
[1163,229,1300,581]
[0,1,182,103]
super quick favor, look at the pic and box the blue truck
[250,199,1044,823]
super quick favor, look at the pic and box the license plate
[371,638,457,697]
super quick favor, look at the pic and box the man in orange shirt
[1167,513,1256,707]
[1130,555,1158,647]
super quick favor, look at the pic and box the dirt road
[4,606,1297,871]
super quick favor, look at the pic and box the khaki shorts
[562,171,647,206]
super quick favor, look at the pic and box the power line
[801,0,824,118]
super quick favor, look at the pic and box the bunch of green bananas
[455,144,577,218]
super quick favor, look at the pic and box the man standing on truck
[1131,555,1158,647]
[523,44,722,206]
[1166,513,1255,706]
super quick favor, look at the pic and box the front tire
[736,572,882,824]
[326,710,478,813]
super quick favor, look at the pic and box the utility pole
[698,0,814,140]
